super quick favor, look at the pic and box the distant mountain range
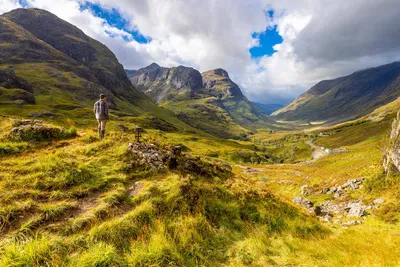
[127,64,275,138]
[272,61,400,123]
[252,103,284,115]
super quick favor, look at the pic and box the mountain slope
[128,64,275,138]
[0,8,195,132]
[272,61,400,123]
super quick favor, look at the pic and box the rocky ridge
[293,177,385,226]
[126,142,233,178]
[384,110,400,173]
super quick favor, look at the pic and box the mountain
[125,69,137,80]
[252,102,284,115]
[128,64,275,138]
[272,61,400,123]
[0,8,193,131]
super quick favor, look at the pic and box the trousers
[97,119,107,131]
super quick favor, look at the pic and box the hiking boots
[99,129,105,140]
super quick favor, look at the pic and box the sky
[1,0,400,104]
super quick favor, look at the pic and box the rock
[300,185,312,196]
[170,145,182,156]
[334,186,345,198]
[126,142,232,178]
[0,69,33,92]
[293,196,314,209]
[384,110,400,174]
[373,198,385,205]
[8,120,69,141]
[9,89,35,104]
[322,187,330,194]
[346,202,366,217]
[243,168,257,174]
[326,187,337,194]
[318,201,344,214]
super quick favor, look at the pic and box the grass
[1,102,400,266]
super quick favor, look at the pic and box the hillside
[128,64,275,138]
[2,94,400,265]
[0,8,193,132]
[272,61,400,123]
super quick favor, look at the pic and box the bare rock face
[384,111,400,173]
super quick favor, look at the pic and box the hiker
[94,94,109,139]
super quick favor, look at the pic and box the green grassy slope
[0,118,325,266]
[273,61,400,123]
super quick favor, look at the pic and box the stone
[334,186,345,198]
[300,185,312,196]
[243,168,257,174]
[8,120,68,141]
[373,198,385,205]
[346,202,366,217]
[293,196,314,209]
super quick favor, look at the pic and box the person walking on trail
[94,94,109,140]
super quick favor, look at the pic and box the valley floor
[0,113,400,266]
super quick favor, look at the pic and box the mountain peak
[202,68,230,78]
[148,62,160,69]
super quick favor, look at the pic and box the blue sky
[250,11,283,58]
[79,2,150,43]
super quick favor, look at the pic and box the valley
[1,6,400,267]
[1,99,400,266]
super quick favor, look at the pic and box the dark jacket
[94,100,109,120]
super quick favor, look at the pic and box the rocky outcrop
[126,142,232,178]
[0,69,35,104]
[292,177,383,225]
[9,120,75,141]
[293,196,314,208]
[0,69,33,92]
[384,110,400,173]
[321,177,365,198]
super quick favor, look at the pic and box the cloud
[1,0,400,104]
[0,0,21,14]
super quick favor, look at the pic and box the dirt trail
[306,139,327,162]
